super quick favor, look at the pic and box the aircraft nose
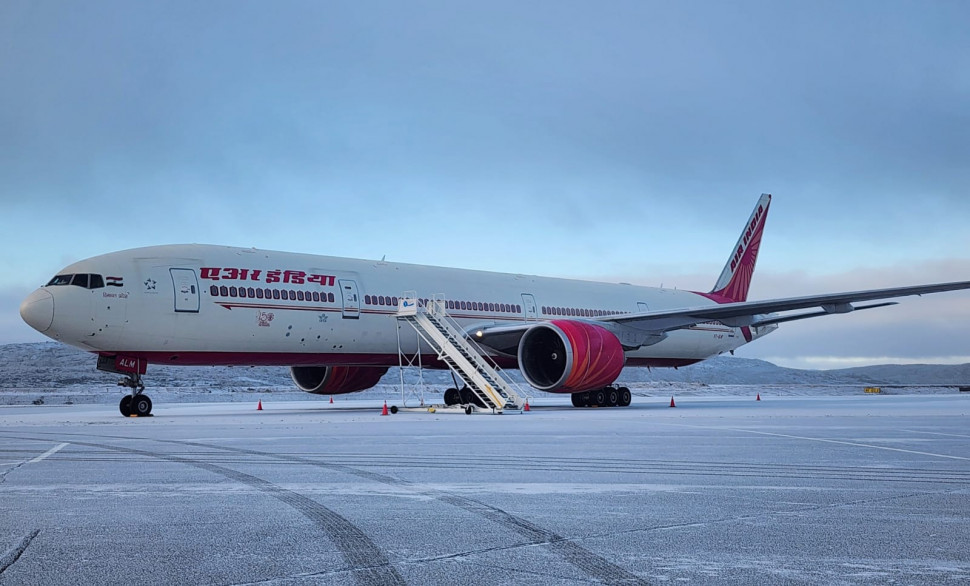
[20,289,54,333]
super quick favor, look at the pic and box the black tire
[131,395,152,416]
[443,388,460,406]
[606,388,619,407]
[618,387,632,407]
[389,405,398,414]
[592,390,606,407]
[570,392,584,407]
[119,395,132,417]
[460,387,486,408]
[464,406,473,415]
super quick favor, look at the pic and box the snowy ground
[2,395,969,585]
[1,381,966,409]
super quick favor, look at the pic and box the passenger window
[210,285,219,296]
[220,286,229,296]
[229,286,238,297]
[248,287,256,297]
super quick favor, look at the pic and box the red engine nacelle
[517,320,624,393]
[289,366,389,395]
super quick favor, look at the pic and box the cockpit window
[46,273,105,289]
[71,274,90,288]
[46,274,73,286]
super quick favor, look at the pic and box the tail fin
[710,193,771,302]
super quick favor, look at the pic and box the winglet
[710,194,771,302]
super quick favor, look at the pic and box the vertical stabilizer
[710,194,771,302]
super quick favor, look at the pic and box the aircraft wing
[603,280,970,331]
[473,280,970,352]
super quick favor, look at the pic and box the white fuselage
[24,244,770,370]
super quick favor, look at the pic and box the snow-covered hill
[3,342,968,390]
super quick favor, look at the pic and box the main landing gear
[443,386,486,408]
[118,373,153,417]
[570,386,632,408]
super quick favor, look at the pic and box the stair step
[402,303,524,411]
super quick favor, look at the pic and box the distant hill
[2,342,967,389]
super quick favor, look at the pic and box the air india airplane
[19,194,970,416]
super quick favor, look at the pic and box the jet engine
[517,320,624,392]
[289,366,389,395]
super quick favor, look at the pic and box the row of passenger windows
[365,295,402,307]
[209,286,626,318]
[542,306,627,317]
[210,285,336,303]
[46,273,106,289]
[446,299,522,314]
[364,295,524,314]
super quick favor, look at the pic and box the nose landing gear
[118,373,153,417]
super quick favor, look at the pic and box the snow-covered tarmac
[2,394,970,585]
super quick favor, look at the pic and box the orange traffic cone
[523,400,530,412]
[329,395,334,404]
[381,401,389,416]
[257,400,263,411]
[669,396,676,408]
[756,393,761,401]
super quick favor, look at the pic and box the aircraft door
[521,294,538,321]
[338,279,360,319]
[170,268,200,313]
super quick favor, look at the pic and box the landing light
[475,330,483,338]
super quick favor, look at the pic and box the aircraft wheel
[464,406,473,415]
[606,388,619,407]
[443,388,460,406]
[131,395,152,416]
[460,387,485,408]
[592,390,606,407]
[570,392,585,407]
[618,387,632,407]
[119,395,132,417]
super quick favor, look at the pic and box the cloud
[2,1,969,367]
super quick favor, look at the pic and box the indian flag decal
[106,276,124,287]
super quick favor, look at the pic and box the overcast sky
[2,1,968,368]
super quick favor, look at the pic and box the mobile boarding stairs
[397,293,526,414]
